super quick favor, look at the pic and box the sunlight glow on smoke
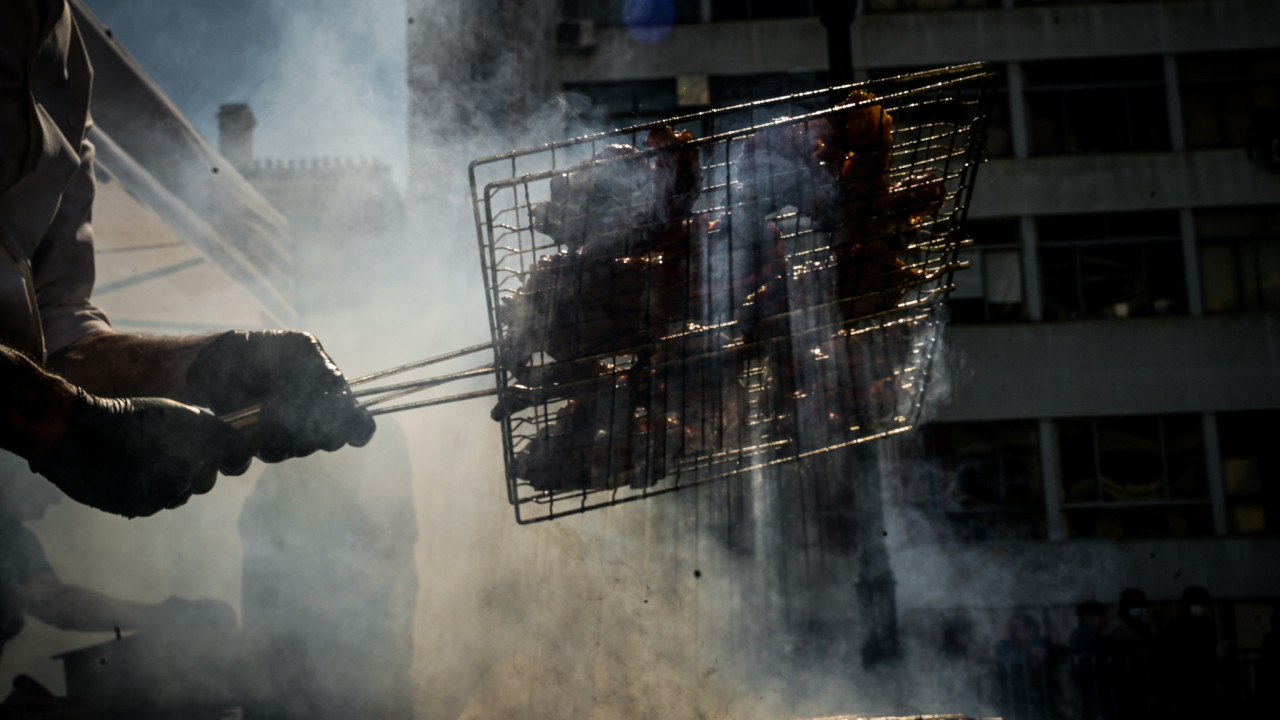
[623,0,676,44]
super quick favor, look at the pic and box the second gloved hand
[185,331,376,462]
[29,390,252,518]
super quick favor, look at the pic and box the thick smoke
[3,2,1003,719]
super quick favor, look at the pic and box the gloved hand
[28,389,252,518]
[139,596,238,634]
[185,330,375,462]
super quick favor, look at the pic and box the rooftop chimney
[217,103,256,173]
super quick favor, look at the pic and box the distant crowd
[984,586,1280,720]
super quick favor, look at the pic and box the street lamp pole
[819,0,856,86]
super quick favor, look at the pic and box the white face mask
[1189,605,1207,618]
[1128,607,1147,621]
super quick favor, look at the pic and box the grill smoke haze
[0,3,979,719]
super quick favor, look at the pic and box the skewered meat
[733,90,940,328]
[501,128,703,371]
[834,238,922,319]
[500,128,714,488]
[646,125,702,223]
[727,90,936,446]
[512,389,657,492]
[531,144,655,254]
[885,172,946,229]
[504,93,949,492]
[509,322,748,493]
[733,90,892,228]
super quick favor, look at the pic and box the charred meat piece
[513,401,597,492]
[531,144,655,254]
[884,172,946,228]
[646,125,702,222]
[833,239,923,320]
[505,129,705,376]
[734,90,894,229]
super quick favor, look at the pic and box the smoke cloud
[3,3,1019,720]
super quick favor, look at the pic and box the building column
[857,441,901,670]
[1203,412,1229,535]
[1007,62,1045,322]
[1180,208,1204,315]
[1006,61,1030,160]
[1039,418,1064,540]
[1164,53,1187,152]
[1021,216,1044,322]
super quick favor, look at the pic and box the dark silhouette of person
[1103,587,1157,719]
[995,612,1060,720]
[933,613,994,718]
[1261,605,1280,720]
[1069,600,1122,720]
[1160,585,1221,720]
[0,459,235,711]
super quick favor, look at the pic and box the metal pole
[855,440,901,671]
[819,0,856,86]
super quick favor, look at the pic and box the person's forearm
[46,331,220,401]
[22,575,147,632]
[0,344,77,461]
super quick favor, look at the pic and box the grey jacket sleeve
[31,129,111,356]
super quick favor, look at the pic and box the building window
[710,0,817,21]
[1057,414,1212,539]
[950,218,1028,324]
[1022,56,1171,156]
[870,63,1013,159]
[562,0,702,26]
[1179,50,1280,150]
[1037,211,1187,321]
[709,71,827,107]
[1218,410,1280,535]
[863,0,1001,10]
[561,79,679,126]
[899,421,1046,542]
[1196,206,1280,314]
[703,71,829,134]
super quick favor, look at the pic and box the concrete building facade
[407,0,1280,715]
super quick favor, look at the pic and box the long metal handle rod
[222,383,498,428]
[348,341,493,387]
[351,364,495,399]
[218,346,497,427]
[365,387,500,416]
[358,366,495,410]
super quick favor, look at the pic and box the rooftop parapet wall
[930,314,1280,423]
[969,150,1280,218]
[248,156,392,175]
[555,0,1280,82]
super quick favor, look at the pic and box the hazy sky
[82,0,411,186]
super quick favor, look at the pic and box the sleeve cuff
[41,304,112,357]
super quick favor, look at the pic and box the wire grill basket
[470,63,994,523]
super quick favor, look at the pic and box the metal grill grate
[470,63,995,523]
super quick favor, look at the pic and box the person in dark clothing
[1107,588,1156,650]
[1069,600,1121,720]
[995,612,1061,720]
[1160,585,1221,720]
[1102,588,1158,720]
[0,464,234,707]
[0,478,58,659]
[1,0,375,521]
[1261,605,1280,720]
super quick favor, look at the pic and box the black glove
[185,330,375,462]
[29,389,252,518]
